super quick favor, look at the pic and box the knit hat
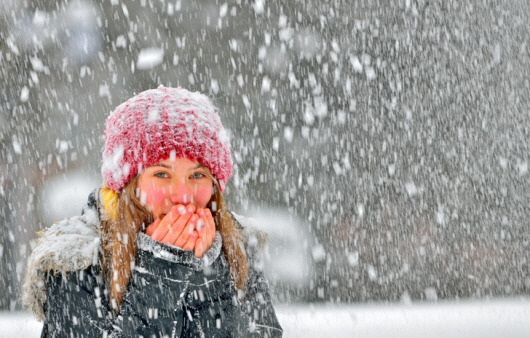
[102,86,233,192]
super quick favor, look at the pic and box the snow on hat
[102,86,232,192]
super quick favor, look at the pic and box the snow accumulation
[1,299,529,338]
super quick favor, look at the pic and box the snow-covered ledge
[4,298,530,338]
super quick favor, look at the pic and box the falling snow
[1,0,530,336]
[136,48,165,70]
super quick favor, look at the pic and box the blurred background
[1,0,529,311]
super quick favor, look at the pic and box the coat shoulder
[22,197,102,321]
[230,212,269,260]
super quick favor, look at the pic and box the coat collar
[22,203,101,321]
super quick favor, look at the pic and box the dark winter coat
[23,190,283,337]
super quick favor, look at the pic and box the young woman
[23,86,283,337]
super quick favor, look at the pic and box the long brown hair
[100,176,248,313]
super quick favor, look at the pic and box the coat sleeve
[179,256,251,337]
[241,266,283,337]
[229,212,283,337]
[41,267,117,337]
[182,259,284,338]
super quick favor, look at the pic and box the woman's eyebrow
[152,163,172,169]
[151,163,205,170]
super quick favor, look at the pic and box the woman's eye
[154,172,169,178]
[190,172,206,179]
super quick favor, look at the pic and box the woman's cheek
[143,186,169,212]
[194,186,213,208]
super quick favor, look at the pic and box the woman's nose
[169,180,194,205]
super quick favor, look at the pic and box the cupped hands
[145,204,216,258]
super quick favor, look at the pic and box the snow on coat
[22,189,282,337]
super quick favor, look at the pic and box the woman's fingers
[162,204,195,245]
[182,230,199,251]
[150,210,177,241]
[194,240,204,258]
[200,210,213,250]
[193,208,216,258]
[194,210,207,258]
[173,214,198,248]
[145,217,162,236]
[205,209,216,248]
[147,205,216,255]
[200,209,216,251]
[150,204,192,243]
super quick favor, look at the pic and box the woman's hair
[100,175,248,313]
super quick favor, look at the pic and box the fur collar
[22,207,101,321]
[22,190,268,321]
[232,211,269,256]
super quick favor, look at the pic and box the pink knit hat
[102,86,233,192]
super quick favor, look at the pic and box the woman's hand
[145,205,216,257]
[194,208,216,258]
[145,204,199,250]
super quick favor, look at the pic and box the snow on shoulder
[231,211,270,257]
[22,207,101,321]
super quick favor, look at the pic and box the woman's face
[137,157,214,220]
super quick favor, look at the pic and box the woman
[23,86,283,337]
